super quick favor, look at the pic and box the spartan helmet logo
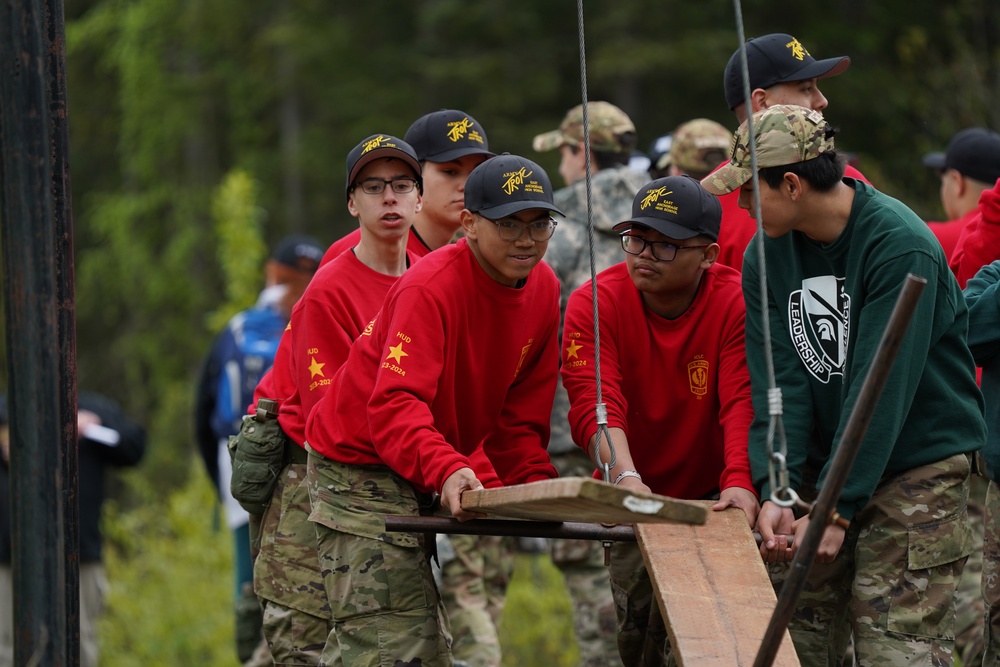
[787,276,850,383]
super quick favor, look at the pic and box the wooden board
[637,502,800,666]
[461,477,707,525]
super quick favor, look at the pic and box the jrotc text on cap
[404,109,494,163]
[464,153,566,220]
[612,175,722,241]
[344,134,422,198]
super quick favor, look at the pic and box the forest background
[1,0,999,664]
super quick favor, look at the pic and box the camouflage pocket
[229,415,288,516]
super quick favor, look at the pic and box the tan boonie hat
[669,119,733,175]
[533,101,636,154]
[700,105,835,195]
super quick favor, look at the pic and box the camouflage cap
[670,119,733,176]
[532,101,636,154]
[700,105,834,196]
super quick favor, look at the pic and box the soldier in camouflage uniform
[666,118,731,182]
[703,105,985,665]
[532,101,647,667]
[962,259,1000,666]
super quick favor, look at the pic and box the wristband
[613,470,642,486]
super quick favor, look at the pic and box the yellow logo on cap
[447,117,473,142]
[362,135,395,154]
[641,187,672,210]
[502,167,533,195]
[785,38,810,61]
[641,187,679,215]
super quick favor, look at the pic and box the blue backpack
[209,306,287,441]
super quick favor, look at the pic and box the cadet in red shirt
[562,175,757,665]
[304,154,564,667]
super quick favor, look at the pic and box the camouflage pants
[607,542,673,667]
[307,450,452,667]
[983,478,1000,666]
[954,472,988,666]
[776,453,972,666]
[254,461,331,665]
[549,449,622,667]
[438,533,513,667]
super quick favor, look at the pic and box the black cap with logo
[345,134,422,198]
[613,175,722,241]
[404,109,494,163]
[464,153,565,220]
[724,33,850,110]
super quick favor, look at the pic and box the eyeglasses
[482,215,558,242]
[353,177,419,195]
[620,233,709,262]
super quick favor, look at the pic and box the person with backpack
[194,233,323,666]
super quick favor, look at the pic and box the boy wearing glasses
[252,133,422,665]
[561,175,758,666]
[304,154,563,667]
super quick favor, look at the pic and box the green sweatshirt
[743,179,985,520]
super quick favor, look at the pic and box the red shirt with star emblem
[561,262,754,499]
[275,249,415,447]
[305,238,559,494]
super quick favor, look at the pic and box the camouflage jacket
[546,164,649,454]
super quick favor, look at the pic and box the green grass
[99,469,581,666]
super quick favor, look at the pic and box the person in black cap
[561,175,758,666]
[304,154,564,667]
[246,133,424,666]
[713,33,867,273]
[194,231,324,666]
[923,127,1000,260]
[322,109,494,263]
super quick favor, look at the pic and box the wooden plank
[462,477,707,525]
[636,502,800,666]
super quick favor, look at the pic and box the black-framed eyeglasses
[482,215,558,242]
[620,233,709,262]
[353,177,419,195]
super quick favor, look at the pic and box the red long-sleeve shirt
[949,179,1000,288]
[306,238,559,494]
[561,262,754,499]
[275,250,414,446]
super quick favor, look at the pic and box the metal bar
[754,274,927,667]
[384,516,637,542]
[0,1,69,665]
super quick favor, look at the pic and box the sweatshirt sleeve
[951,178,1000,288]
[367,287,473,493]
[561,282,627,452]
[824,250,943,520]
[481,295,560,486]
[715,297,756,495]
[291,288,356,418]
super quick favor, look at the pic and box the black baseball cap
[271,234,324,273]
[345,134,422,198]
[724,33,851,110]
[922,128,1000,184]
[404,109,494,163]
[464,153,565,220]
[612,175,722,241]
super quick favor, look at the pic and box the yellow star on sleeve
[565,339,583,360]
[386,342,409,364]
[308,356,326,379]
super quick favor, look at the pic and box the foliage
[500,554,581,667]
[100,462,240,666]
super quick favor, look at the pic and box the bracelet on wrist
[613,470,642,486]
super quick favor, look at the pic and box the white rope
[575,0,615,483]
[731,0,791,504]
